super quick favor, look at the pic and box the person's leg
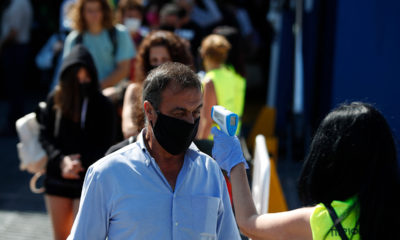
[45,194,75,240]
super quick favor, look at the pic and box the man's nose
[183,114,195,124]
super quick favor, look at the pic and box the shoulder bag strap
[108,26,117,57]
[75,32,83,45]
[325,203,349,240]
[54,108,61,137]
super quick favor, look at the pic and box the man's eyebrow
[172,104,203,112]
[172,107,187,112]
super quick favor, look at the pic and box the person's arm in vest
[197,77,217,139]
[212,127,314,240]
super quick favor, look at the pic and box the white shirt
[68,130,240,240]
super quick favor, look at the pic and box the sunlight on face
[77,67,91,84]
[83,1,103,29]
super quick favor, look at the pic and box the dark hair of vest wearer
[142,62,201,111]
[297,101,400,239]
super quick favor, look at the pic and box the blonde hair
[200,34,231,64]
[69,0,114,32]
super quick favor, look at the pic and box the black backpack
[75,26,118,56]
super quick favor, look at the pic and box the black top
[105,136,137,156]
[39,45,117,198]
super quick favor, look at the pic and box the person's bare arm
[121,83,142,138]
[230,163,314,240]
[197,78,217,139]
[100,59,130,89]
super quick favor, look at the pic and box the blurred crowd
[2,2,400,240]
[0,0,272,137]
[1,1,271,238]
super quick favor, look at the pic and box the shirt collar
[137,128,199,168]
[137,128,148,152]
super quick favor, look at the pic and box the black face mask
[79,82,91,98]
[151,111,199,155]
[149,64,158,71]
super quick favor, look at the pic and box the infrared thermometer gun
[211,105,239,136]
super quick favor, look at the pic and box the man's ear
[143,100,155,120]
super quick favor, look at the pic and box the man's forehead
[164,80,190,92]
[160,85,202,110]
[163,80,201,95]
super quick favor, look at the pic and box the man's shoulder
[105,138,132,156]
[89,142,146,173]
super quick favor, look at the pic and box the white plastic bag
[16,112,48,174]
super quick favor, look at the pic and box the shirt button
[175,222,179,226]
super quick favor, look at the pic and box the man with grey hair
[68,62,241,239]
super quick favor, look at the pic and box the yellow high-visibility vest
[310,196,360,240]
[204,65,246,139]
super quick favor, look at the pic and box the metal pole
[266,0,284,107]
[293,0,304,115]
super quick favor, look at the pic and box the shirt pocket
[191,196,220,239]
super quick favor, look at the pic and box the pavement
[0,90,53,239]
[0,135,52,239]
[0,91,303,239]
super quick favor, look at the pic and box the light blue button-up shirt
[68,130,240,240]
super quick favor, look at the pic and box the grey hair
[142,62,202,117]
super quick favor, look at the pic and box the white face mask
[124,18,141,33]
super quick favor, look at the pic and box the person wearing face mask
[62,0,136,108]
[116,0,145,47]
[61,0,136,142]
[116,0,146,82]
[120,30,193,140]
[39,44,117,240]
[68,62,240,239]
